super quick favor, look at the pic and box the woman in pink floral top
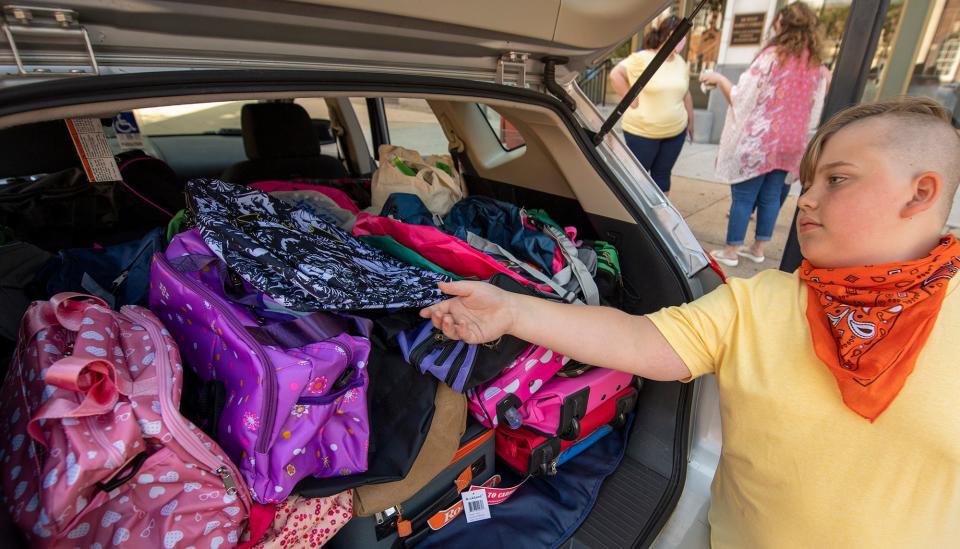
[701,2,829,267]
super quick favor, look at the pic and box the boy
[420,97,960,548]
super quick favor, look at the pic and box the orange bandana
[799,236,960,421]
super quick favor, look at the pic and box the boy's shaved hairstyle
[800,96,960,217]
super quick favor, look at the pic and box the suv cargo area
[0,71,715,549]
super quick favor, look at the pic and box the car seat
[220,102,348,184]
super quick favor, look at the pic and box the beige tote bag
[370,144,465,217]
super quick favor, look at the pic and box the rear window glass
[135,99,333,137]
[135,100,256,136]
[293,98,331,121]
[479,105,525,151]
[383,98,450,157]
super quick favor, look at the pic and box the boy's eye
[828,175,847,185]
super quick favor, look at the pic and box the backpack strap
[464,232,582,305]
[531,220,600,306]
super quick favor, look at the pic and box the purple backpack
[149,230,371,503]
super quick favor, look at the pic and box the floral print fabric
[253,491,353,548]
[188,179,448,311]
[716,48,828,184]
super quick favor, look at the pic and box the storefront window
[686,0,726,74]
[908,0,960,115]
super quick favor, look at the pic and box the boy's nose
[797,187,817,211]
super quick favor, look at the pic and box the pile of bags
[0,144,635,548]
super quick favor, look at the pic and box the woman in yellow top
[609,15,694,196]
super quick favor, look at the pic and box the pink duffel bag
[0,293,252,548]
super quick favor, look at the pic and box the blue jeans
[752,182,792,213]
[624,129,686,193]
[726,170,787,246]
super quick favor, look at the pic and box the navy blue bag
[419,415,633,549]
[380,192,438,227]
[44,227,163,308]
[443,196,557,275]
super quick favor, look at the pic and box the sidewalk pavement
[667,142,798,280]
[598,101,797,279]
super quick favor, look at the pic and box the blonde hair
[766,2,823,67]
[799,96,957,185]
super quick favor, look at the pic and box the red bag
[351,213,553,291]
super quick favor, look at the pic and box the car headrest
[314,119,336,145]
[241,103,320,160]
[0,120,81,178]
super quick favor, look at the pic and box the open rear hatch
[0,0,665,83]
[0,2,713,547]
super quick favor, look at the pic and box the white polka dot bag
[0,293,251,548]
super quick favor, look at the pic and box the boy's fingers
[420,303,440,318]
[441,314,460,340]
[420,299,451,318]
[455,320,477,344]
[438,281,474,297]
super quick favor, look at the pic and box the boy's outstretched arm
[419,281,691,381]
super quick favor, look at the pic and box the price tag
[461,489,491,523]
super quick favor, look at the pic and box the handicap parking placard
[113,111,144,150]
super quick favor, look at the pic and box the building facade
[670,0,960,143]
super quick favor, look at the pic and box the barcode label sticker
[461,489,490,523]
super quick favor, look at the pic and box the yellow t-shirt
[647,270,960,548]
[620,50,690,139]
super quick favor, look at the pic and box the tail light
[704,249,727,283]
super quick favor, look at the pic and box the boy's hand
[421,280,691,381]
[419,281,516,344]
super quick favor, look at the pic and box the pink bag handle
[22,293,110,346]
[49,292,110,331]
[27,356,121,444]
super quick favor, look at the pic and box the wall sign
[731,13,766,46]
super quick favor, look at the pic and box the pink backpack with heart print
[0,293,251,548]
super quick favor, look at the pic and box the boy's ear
[901,171,944,219]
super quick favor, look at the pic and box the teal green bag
[359,234,462,279]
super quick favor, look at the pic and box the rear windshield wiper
[593,0,709,146]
